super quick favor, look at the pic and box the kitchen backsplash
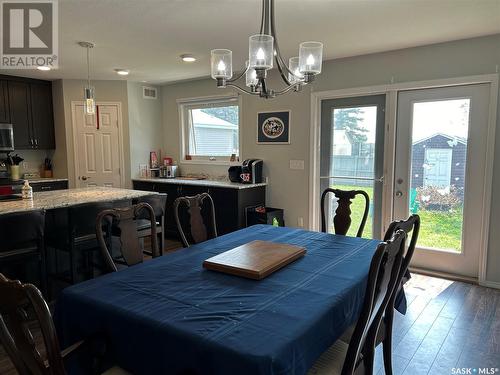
[13,149,55,174]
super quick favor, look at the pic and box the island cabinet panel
[132,180,266,238]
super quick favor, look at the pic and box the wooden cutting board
[203,240,306,280]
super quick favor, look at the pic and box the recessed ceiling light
[180,54,196,63]
[37,66,51,71]
[114,69,129,76]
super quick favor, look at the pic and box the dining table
[54,224,384,375]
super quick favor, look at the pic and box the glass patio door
[394,84,491,278]
[320,95,386,239]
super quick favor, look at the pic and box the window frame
[178,95,242,165]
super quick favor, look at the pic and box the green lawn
[331,185,463,252]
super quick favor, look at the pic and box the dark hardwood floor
[374,274,500,374]
[1,273,499,374]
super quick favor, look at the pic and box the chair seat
[308,339,349,375]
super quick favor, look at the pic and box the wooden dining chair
[0,273,128,375]
[320,188,370,237]
[96,203,159,273]
[379,214,420,375]
[308,229,406,375]
[174,193,218,248]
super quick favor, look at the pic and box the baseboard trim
[409,267,478,285]
[479,280,500,289]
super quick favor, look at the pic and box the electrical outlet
[21,162,28,170]
[297,217,304,227]
[289,159,304,170]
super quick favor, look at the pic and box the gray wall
[162,34,500,284]
[127,82,163,178]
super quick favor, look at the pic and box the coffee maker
[241,159,263,184]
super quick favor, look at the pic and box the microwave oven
[0,124,14,152]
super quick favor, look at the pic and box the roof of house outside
[192,109,238,130]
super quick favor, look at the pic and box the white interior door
[73,103,122,187]
[394,84,491,278]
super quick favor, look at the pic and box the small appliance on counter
[228,166,242,182]
[159,165,179,179]
[228,159,264,184]
[241,159,263,184]
[0,124,14,152]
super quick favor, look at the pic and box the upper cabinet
[8,81,32,149]
[30,83,55,149]
[0,75,55,150]
[0,81,9,123]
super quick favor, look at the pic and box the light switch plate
[289,159,305,170]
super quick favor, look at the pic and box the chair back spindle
[321,188,370,237]
[174,193,217,248]
[96,202,159,272]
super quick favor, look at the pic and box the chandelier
[210,0,323,99]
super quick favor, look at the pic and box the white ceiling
[1,0,499,84]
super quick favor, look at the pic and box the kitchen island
[0,187,156,215]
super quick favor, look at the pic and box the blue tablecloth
[54,225,381,375]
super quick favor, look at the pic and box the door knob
[395,191,403,197]
[81,176,88,181]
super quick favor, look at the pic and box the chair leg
[383,309,395,375]
[159,228,164,255]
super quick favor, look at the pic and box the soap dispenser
[22,180,33,200]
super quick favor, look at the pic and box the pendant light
[78,41,96,115]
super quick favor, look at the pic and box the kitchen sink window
[179,96,241,163]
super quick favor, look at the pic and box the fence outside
[330,155,374,186]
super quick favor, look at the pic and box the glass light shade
[211,49,232,79]
[288,57,304,84]
[245,61,258,87]
[249,34,273,69]
[298,41,323,74]
[84,86,96,115]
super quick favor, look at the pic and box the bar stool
[0,209,47,296]
[132,193,167,255]
[46,202,113,285]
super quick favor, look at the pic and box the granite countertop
[0,187,156,215]
[132,177,268,190]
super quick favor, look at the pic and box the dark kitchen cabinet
[30,83,55,149]
[0,80,9,123]
[8,81,32,149]
[132,180,266,238]
[1,75,55,150]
